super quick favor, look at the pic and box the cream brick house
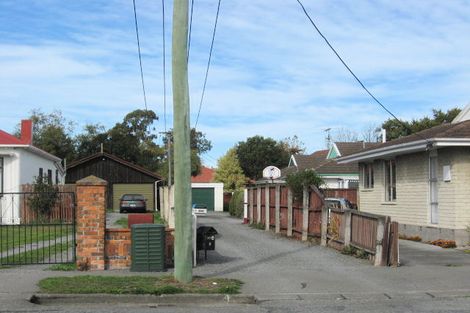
[338,105,470,246]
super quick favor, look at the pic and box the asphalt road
[2,212,470,312]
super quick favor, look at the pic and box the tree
[236,136,290,180]
[161,128,212,178]
[19,109,76,161]
[382,107,461,141]
[361,124,382,143]
[75,124,108,159]
[214,148,247,192]
[279,135,306,155]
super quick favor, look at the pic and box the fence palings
[350,212,378,253]
[246,184,398,266]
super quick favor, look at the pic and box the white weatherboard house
[338,105,470,246]
[0,120,64,224]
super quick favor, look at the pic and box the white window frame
[429,151,439,224]
[384,159,396,202]
[362,163,374,189]
[0,157,3,194]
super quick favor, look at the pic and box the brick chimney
[20,120,32,145]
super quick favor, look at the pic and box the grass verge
[0,242,70,265]
[0,225,71,252]
[47,263,77,271]
[38,275,242,295]
[113,212,166,229]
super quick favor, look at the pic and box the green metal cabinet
[131,224,165,272]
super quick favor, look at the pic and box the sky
[0,0,469,167]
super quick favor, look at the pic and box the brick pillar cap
[76,175,108,186]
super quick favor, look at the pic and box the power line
[295,0,430,144]
[194,0,222,129]
[162,0,167,131]
[132,0,148,111]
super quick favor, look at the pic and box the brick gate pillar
[76,175,108,270]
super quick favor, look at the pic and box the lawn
[0,242,71,265]
[0,225,72,252]
[38,275,242,295]
[114,212,166,229]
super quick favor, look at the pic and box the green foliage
[341,246,369,259]
[285,169,323,199]
[29,176,59,219]
[236,136,290,180]
[214,148,247,192]
[19,109,76,161]
[249,222,265,230]
[228,190,244,218]
[47,263,77,271]
[382,107,461,141]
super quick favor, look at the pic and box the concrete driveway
[194,213,470,298]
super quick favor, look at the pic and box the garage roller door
[113,184,154,211]
[191,188,214,211]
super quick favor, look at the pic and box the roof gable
[67,152,162,180]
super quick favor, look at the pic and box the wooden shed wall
[66,156,159,209]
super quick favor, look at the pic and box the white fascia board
[337,140,429,163]
[0,144,61,162]
[338,138,470,163]
[26,146,62,162]
[433,138,470,147]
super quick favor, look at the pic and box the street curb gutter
[30,294,257,305]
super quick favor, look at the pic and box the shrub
[431,239,456,248]
[286,169,323,200]
[398,234,422,242]
[28,176,58,221]
[228,190,244,218]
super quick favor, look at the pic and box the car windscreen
[121,194,145,201]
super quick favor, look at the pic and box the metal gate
[0,192,76,265]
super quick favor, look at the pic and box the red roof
[191,166,215,183]
[0,120,32,145]
[0,130,23,144]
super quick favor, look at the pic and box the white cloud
[0,0,469,166]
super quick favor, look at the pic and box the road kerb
[30,293,257,305]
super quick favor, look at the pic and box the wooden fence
[19,184,76,224]
[248,184,324,241]
[247,183,398,266]
[323,207,399,266]
[323,188,358,206]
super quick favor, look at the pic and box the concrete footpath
[1,213,470,310]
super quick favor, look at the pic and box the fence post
[287,188,293,237]
[249,188,254,224]
[343,210,352,246]
[76,175,107,270]
[374,216,386,266]
[275,184,280,234]
[265,184,270,231]
[302,186,309,241]
[321,206,328,246]
[257,187,261,224]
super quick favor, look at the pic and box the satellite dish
[262,166,281,180]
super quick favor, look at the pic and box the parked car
[119,194,147,213]
[325,197,356,210]
[192,203,208,215]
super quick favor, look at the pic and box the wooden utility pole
[172,0,192,283]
